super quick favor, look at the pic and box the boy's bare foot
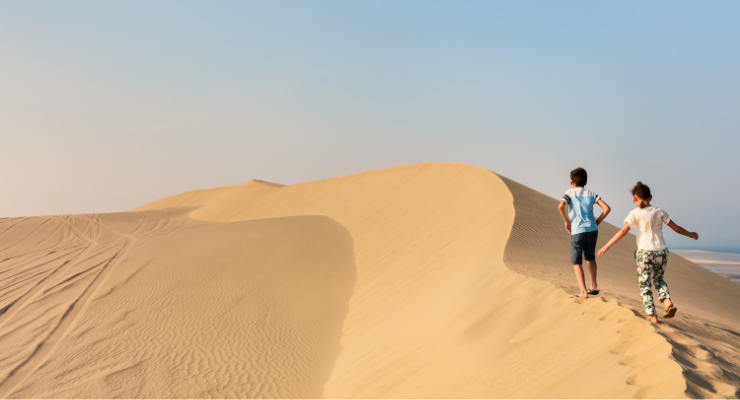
[570,293,588,299]
[650,315,660,324]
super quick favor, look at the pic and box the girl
[597,182,699,324]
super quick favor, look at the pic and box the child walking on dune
[597,182,699,324]
[558,168,611,299]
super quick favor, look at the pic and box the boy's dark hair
[570,168,587,187]
[631,181,652,209]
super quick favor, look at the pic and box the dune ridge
[129,186,241,212]
[186,162,734,398]
[131,180,287,214]
[0,162,738,398]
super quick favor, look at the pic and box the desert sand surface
[1,162,738,398]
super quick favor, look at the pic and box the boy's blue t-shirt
[562,187,601,235]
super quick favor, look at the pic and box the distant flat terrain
[673,250,740,283]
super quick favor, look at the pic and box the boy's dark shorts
[571,231,598,265]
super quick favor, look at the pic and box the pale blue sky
[1,1,739,251]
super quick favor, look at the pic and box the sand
[0,162,738,398]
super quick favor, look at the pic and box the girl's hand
[598,222,629,258]
[689,232,699,240]
[565,221,571,234]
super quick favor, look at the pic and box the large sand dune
[0,163,738,398]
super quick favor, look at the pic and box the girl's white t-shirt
[625,206,671,250]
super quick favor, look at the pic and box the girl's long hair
[631,181,651,209]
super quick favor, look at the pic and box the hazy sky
[2,1,739,251]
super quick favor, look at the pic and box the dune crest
[130,186,239,212]
[1,162,738,398]
[187,162,716,398]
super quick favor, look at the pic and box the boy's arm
[558,200,571,234]
[595,199,611,226]
[667,221,699,240]
[597,222,631,257]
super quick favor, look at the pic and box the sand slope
[0,162,738,398]
[499,176,740,398]
[0,211,355,398]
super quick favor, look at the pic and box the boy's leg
[636,250,656,317]
[587,260,598,291]
[573,264,588,296]
[571,233,588,298]
[584,231,599,291]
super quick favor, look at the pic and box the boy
[558,168,611,299]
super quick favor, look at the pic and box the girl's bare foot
[664,299,674,313]
[650,315,660,324]
[662,298,678,318]
[570,292,588,299]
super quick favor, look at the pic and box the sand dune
[0,211,354,398]
[0,162,738,398]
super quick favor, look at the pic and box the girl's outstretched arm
[597,222,631,257]
[668,221,699,240]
